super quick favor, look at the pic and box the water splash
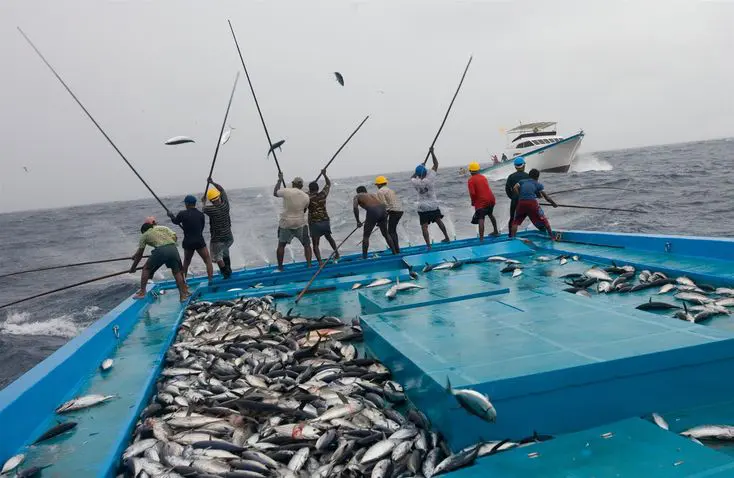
[570,153,613,172]
[0,311,85,338]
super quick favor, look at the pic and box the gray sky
[1,0,732,213]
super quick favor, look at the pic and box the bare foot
[490,231,500,237]
[441,238,450,243]
[133,290,146,300]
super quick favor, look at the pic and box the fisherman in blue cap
[505,156,531,233]
[411,147,451,249]
[168,194,214,282]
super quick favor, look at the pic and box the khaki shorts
[210,239,233,262]
[278,226,310,246]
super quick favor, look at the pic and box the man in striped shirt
[202,178,234,279]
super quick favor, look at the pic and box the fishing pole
[228,20,286,187]
[540,202,644,213]
[422,56,473,165]
[0,256,148,279]
[0,267,143,310]
[17,28,172,216]
[314,115,370,182]
[295,225,362,303]
[203,72,240,204]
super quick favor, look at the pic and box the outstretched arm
[541,191,558,207]
[323,170,331,195]
[430,148,439,172]
[129,247,145,273]
[273,172,284,197]
[353,196,362,226]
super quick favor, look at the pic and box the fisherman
[501,153,508,162]
[374,175,404,253]
[509,168,558,239]
[412,148,450,249]
[129,217,189,302]
[202,178,233,279]
[274,173,312,270]
[505,156,531,233]
[354,186,396,259]
[308,169,340,265]
[167,195,214,283]
[492,154,499,165]
[467,162,499,241]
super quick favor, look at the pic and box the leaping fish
[268,140,286,157]
[164,136,195,145]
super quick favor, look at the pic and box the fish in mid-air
[220,125,235,145]
[268,139,285,156]
[164,136,195,145]
[334,71,344,86]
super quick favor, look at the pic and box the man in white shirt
[411,148,451,249]
[374,175,404,253]
[274,173,312,270]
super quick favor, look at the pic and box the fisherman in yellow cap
[374,175,404,253]
[202,178,233,279]
[467,162,499,241]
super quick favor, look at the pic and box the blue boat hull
[3,229,734,476]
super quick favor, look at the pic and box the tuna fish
[1,454,25,474]
[681,425,734,440]
[446,377,496,423]
[33,421,77,444]
[584,267,613,282]
[366,278,392,288]
[652,413,669,430]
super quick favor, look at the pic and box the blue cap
[183,195,197,205]
[514,156,526,167]
[415,164,427,177]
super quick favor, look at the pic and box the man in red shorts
[509,168,558,239]
[466,161,499,241]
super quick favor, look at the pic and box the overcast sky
[1,0,732,213]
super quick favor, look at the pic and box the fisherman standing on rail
[412,147,451,249]
[505,157,531,233]
[354,186,396,259]
[509,168,558,239]
[308,169,340,265]
[374,175,404,253]
[274,173,312,271]
[168,195,214,283]
[130,217,189,302]
[202,178,234,279]
[467,162,499,241]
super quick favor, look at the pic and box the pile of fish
[561,263,734,323]
[651,412,734,447]
[118,297,488,477]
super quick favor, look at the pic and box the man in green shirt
[129,217,189,302]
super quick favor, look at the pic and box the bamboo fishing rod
[422,56,473,165]
[0,267,143,310]
[0,256,149,279]
[203,72,240,204]
[228,20,286,187]
[294,225,362,303]
[540,202,644,213]
[314,115,370,182]
[17,28,172,216]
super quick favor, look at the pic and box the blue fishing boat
[3,229,734,477]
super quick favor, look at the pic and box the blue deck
[3,230,734,476]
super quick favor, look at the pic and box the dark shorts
[364,205,388,229]
[210,239,233,262]
[278,226,310,246]
[182,237,207,252]
[418,209,444,225]
[309,220,332,239]
[146,243,182,275]
[471,204,495,224]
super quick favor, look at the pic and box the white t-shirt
[376,186,403,212]
[276,188,310,229]
[411,169,439,212]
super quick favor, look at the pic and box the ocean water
[1,137,733,388]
